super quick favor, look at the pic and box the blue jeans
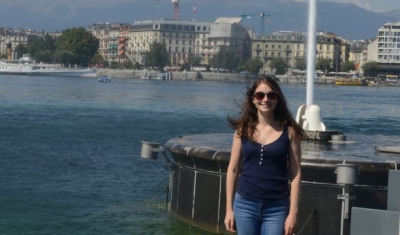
[233,193,289,235]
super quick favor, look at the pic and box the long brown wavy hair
[228,75,304,141]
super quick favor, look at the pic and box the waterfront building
[377,22,400,63]
[367,38,379,62]
[207,18,252,63]
[88,23,130,63]
[0,28,37,58]
[364,21,400,75]
[88,18,251,66]
[128,19,212,66]
[251,31,345,74]
[349,40,369,74]
[88,23,111,62]
[128,18,250,66]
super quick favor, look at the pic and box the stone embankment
[96,69,336,84]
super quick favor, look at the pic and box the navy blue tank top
[237,126,290,202]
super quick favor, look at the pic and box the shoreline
[96,69,336,84]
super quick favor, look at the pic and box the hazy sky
[318,0,397,12]
[1,0,398,13]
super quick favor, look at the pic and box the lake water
[0,75,399,235]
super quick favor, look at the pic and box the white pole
[306,0,317,107]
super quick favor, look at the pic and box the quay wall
[96,69,336,84]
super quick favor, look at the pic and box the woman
[224,76,303,235]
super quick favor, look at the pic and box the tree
[212,45,242,72]
[236,61,248,72]
[110,61,119,69]
[187,54,202,66]
[42,34,56,52]
[341,61,356,72]
[316,59,332,72]
[269,58,287,75]
[181,63,191,71]
[55,27,99,67]
[121,60,134,69]
[35,50,53,63]
[26,35,56,60]
[90,53,105,67]
[362,61,379,77]
[55,50,77,66]
[145,42,169,72]
[246,58,264,74]
[28,38,47,58]
[294,58,307,71]
[14,44,29,59]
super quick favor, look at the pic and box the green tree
[362,61,379,77]
[90,53,105,67]
[341,61,356,72]
[26,35,56,60]
[35,50,53,63]
[28,38,47,58]
[42,34,56,52]
[55,27,99,67]
[110,61,119,69]
[187,54,202,66]
[121,61,134,69]
[269,58,287,75]
[181,63,191,71]
[316,59,332,73]
[145,42,169,72]
[246,58,264,74]
[212,45,242,72]
[55,50,77,66]
[103,61,109,68]
[294,58,307,71]
[14,44,29,59]
[236,61,248,72]
[133,62,140,70]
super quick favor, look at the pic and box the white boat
[98,75,112,83]
[375,146,400,154]
[0,54,95,77]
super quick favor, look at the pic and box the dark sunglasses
[253,91,279,101]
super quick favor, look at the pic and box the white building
[377,22,400,63]
[89,18,251,66]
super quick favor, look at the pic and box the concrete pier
[164,133,400,235]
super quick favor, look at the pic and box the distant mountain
[0,1,399,40]
[381,9,400,19]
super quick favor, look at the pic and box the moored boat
[0,54,95,77]
[335,77,369,86]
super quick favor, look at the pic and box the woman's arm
[285,127,302,235]
[224,132,242,233]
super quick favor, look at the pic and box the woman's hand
[224,210,237,233]
[285,213,297,235]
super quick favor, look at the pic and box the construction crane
[172,0,179,21]
[154,0,180,21]
[240,11,301,35]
